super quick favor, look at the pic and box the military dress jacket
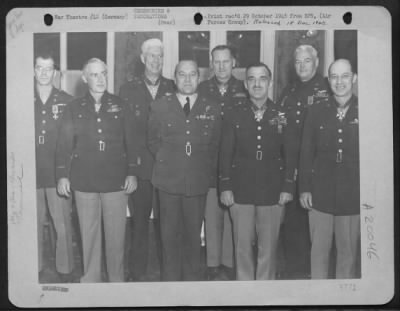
[35,87,73,189]
[279,74,330,169]
[198,76,247,187]
[119,76,175,180]
[198,76,247,116]
[219,99,297,206]
[148,94,222,196]
[56,92,140,193]
[299,95,359,216]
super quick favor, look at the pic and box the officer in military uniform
[198,45,246,281]
[119,38,175,281]
[278,44,330,278]
[148,60,221,281]
[299,59,359,279]
[56,58,139,283]
[34,51,75,282]
[219,63,296,280]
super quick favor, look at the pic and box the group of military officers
[35,38,360,283]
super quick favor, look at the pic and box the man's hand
[124,176,138,194]
[300,192,313,210]
[278,192,293,206]
[220,190,235,207]
[57,178,71,197]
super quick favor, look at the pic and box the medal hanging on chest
[52,104,59,120]
[219,85,227,96]
[254,110,264,122]
[336,110,346,121]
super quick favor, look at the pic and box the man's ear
[315,57,319,69]
[81,73,88,84]
[140,53,145,64]
[352,73,358,84]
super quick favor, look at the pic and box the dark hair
[245,62,272,79]
[211,45,236,60]
[34,49,58,70]
[174,59,199,77]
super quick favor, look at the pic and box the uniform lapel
[171,94,187,118]
[155,77,171,100]
[138,77,154,102]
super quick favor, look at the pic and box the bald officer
[34,51,75,282]
[148,60,221,281]
[119,38,175,281]
[219,63,296,280]
[279,44,330,278]
[198,45,246,280]
[57,58,139,282]
[299,59,360,279]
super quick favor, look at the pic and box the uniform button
[338,129,343,133]
[257,145,261,149]
[297,111,301,115]
[42,120,46,124]
[186,120,190,123]
[114,115,118,119]
[42,110,46,115]
[221,112,224,116]
[338,148,343,152]
[257,136,261,140]
[78,114,82,118]
[221,103,225,106]
[338,138,343,143]
[41,130,46,134]
[98,129,102,133]
[186,131,190,134]
[168,123,171,127]
[205,125,209,128]
[297,102,301,106]
[296,120,300,124]
[74,154,78,158]
[97,118,101,122]
[257,126,262,130]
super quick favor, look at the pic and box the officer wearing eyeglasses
[299,59,360,279]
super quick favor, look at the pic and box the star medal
[219,86,227,96]
[254,110,264,122]
[336,110,345,121]
[52,104,59,120]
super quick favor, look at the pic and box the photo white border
[6,6,394,307]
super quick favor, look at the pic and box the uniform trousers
[75,190,128,283]
[128,179,153,278]
[230,203,284,280]
[37,188,74,274]
[309,209,360,279]
[158,190,206,281]
[205,188,234,268]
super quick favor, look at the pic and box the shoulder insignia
[233,92,247,98]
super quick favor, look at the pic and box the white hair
[141,38,164,54]
[82,58,107,76]
[294,44,318,59]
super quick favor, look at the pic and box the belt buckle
[38,136,44,144]
[336,150,342,163]
[99,140,105,151]
[256,150,263,160]
[185,142,191,156]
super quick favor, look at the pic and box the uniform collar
[85,91,109,105]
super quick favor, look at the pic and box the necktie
[183,97,190,116]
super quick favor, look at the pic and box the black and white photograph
[7,6,394,307]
